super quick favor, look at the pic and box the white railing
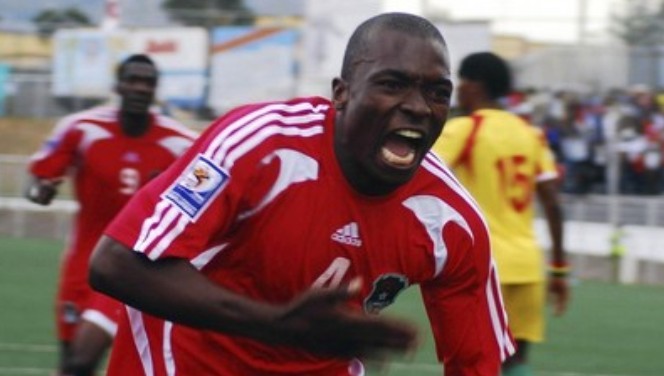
[535,219,664,284]
[1,154,663,284]
[0,154,74,199]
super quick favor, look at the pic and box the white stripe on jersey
[126,248,227,376]
[211,111,326,167]
[403,195,475,278]
[77,123,113,153]
[205,102,329,161]
[422,154,490,234]
[136,201,172,252]
[161,244,226,374]
[127,306,155,376]
[495,266,515,359]
[136,203,182,254]
[486,263,516,360]
[51,106,117,140]
[163,321,176,376]
[158,136,195,158]
[423,154,514,359]
[149,213,190,260]
[134,101,328,258]
[30,106,117,162]
[223,124,323,169]
[237,149,318,221]
[153,113,199,140]
[190,244,228,270]
[81,309,117,337]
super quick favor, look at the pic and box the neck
[333,135,399,197]
[120,112,150,137]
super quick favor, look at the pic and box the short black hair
[116,54,157,81]
[458,52,512,99]
[340,12,446,80]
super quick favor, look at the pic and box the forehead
[121,62,157,79]
[355,29,450,80]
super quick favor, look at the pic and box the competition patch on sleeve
[164,154,229,220]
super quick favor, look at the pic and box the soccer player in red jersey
[90,14,514,375]
[26,54,197,376]
[432,52,570,376]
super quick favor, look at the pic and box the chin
[124,107,151,115]
[373,164,417,188]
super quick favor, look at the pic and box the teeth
[381,147,415,166]
[395,130,423,139]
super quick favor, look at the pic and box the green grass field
[2,236,663,375]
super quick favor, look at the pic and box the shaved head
[340,12,446,80]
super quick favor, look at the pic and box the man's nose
[132,79,156,93]
[401,87,432,117]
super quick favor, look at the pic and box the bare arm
[89,235,417,359]
[536,179,564,264]
[536,179,570,316]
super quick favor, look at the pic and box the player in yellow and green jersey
[432,52,570,376]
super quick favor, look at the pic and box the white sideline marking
[0,367,51,375]
[0,197,77,212]
[0,342,56,352]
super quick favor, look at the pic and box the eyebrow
[373,69,452,85]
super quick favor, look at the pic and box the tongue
[381,137,416,166]
[383,137,413,157]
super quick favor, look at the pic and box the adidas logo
[331,222,363,247]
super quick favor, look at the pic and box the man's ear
[332,77,348,110]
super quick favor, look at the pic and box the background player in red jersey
[25,54,197,376]
[90,13,514,375]
[432,52,570,376]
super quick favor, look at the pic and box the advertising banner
[207,26,298,114]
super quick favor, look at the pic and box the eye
[126,76,157,88]
[426,84,452,103]
[377,79,407,92]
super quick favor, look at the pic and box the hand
[272,278,419,360]
[548,276,570,316]
[25,179,60,205]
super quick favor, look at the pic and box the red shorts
[55,259,121,341]
[55,261,92,341]
[81,292,122,337]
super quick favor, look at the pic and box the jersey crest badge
[364,274,409,314]
[164,154,229,221]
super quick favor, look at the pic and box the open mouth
[380,129,425,168]
[124,97,152,113]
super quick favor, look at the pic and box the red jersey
[105,97,514,376]
[29,106,197,297]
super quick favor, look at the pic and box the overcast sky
[0,0,303,21]
[1,0,629,43]
[428,0,626,44]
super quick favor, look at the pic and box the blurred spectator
[448,84,664,196]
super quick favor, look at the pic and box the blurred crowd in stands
[503,85,664,195]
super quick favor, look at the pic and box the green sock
[502,363,534,376]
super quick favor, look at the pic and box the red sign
[146,40,178,54]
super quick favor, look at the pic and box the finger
[309,318,418,360]
[363,319,419,351]
[328,277,364,301]
[347,277,363,295]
